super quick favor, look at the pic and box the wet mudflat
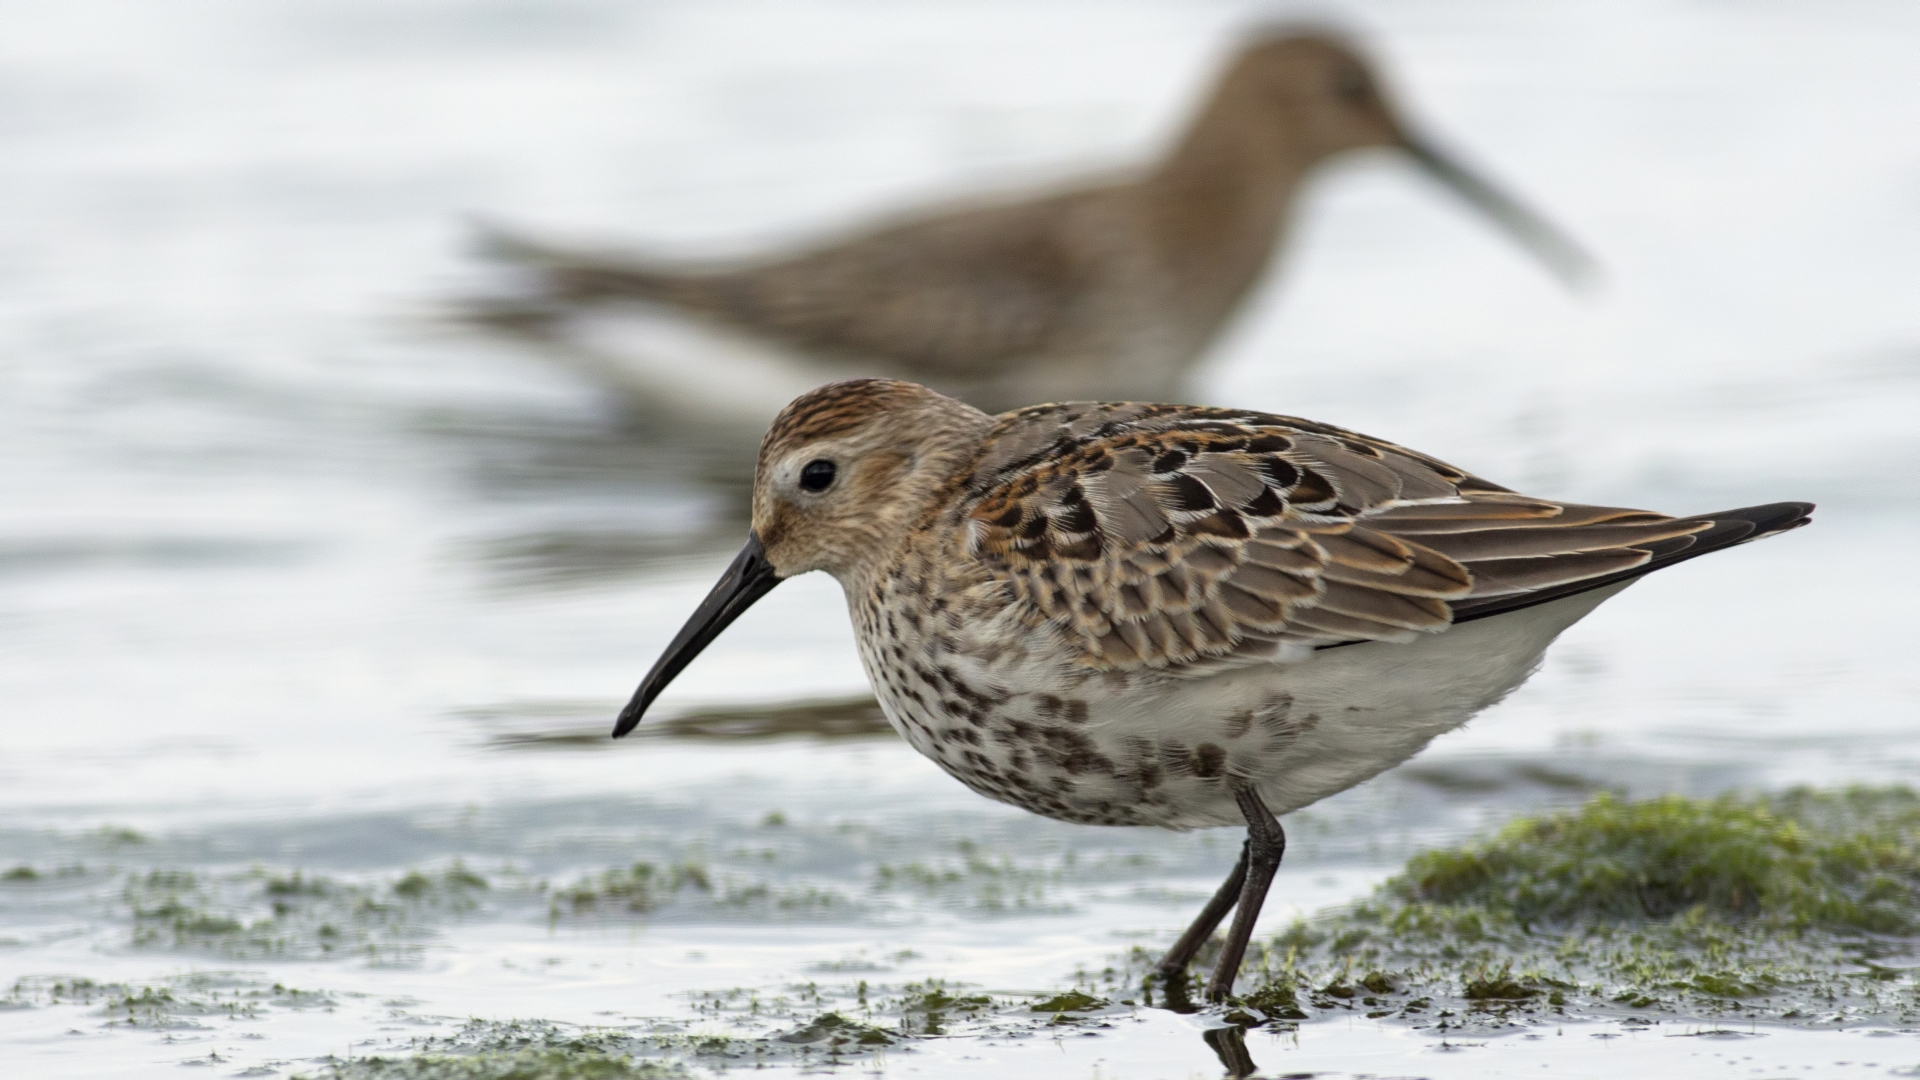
[3,1,1920,1077]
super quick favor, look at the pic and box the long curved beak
[612,533,783,738]
[1401,133,1600,289]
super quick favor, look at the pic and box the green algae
[549,859,857,920]
[555,862,711,915]
[1031,989,1106,1012]
[5,972,337,1029]
[123,864,498,961]
[90,826,147,847]
[385,977,1126,1075]
[658,975,1125,1060]
[395,864,489,900]
[1401,789,1920,931]
[336,1014,883,1076]
[300,1049,685,1080]
[1238,981,1308,1020]
[865,837,1153,915]
[870,850,1058,912]
[1235,787,1920,1030]
[775,1010,895,1046]
[538,829,1145,924]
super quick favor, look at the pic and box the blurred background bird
[460,29,1594,443]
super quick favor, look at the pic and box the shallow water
[2,1,1919,1077]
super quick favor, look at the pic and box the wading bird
[468,31,1593,432]
[610,379,1810,1001]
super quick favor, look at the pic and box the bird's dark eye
[799,459,837,492]
[1332,68,1370,103]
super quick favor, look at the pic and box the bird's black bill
[1401,134,1600,289]
[612,534,783,738]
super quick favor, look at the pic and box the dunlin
[612,379,1810,1001]
[470,31,1593,430]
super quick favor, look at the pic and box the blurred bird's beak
[612,534,783,738]
[1400,133,1600,289]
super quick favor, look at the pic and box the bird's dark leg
[1204,785,1286,1003]
[1155,839,1249,1000]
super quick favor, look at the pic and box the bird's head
[612,380,990,737]
[1194,28,1598,286]
[750,378,993,580]
[1216,32,1408,158]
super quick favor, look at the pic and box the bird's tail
[1450,500,1814,625]
[451,219,708,335]
[471,219,699,300]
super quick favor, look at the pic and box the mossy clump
[265,872,330,897]
[1462,967,1542,1001]
[775,1011,894,1047]
[551,860,855,921]
[1031,990,1105,1013]
[1399,790,1920,932]
[1239,787,1920,1030]
[91,826,147,846]
[123,864,498,961]
[556,862,711,915]
[1238,982,1307,1020]
[393,866,489,900]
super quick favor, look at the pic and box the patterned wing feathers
[964,404,1719,673]
[1316,529,1476,598]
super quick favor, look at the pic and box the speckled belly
[856,641,1313,829]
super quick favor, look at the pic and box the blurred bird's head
[1185,28,1597,286]
[1214,32,1409,158]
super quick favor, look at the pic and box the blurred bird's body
[466,32,1591,434]
[614,378,1810,1001]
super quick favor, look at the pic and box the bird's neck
[1137,100,1321,336]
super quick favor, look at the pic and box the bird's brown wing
[960,402,1727,673]
[481,192,1105,380]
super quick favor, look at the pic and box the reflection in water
[422,404,760,499]
[0,536,311,575]
[1400,759,1601,794]
[418,398,761,587]
[473,519,748,589]
[1203,1023,1260,1079]
[1144,971,1261,1077]
[463,693,895,748]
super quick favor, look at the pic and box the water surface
[2,1,1919,1076]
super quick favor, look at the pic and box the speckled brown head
[609,380,992,737]
[752,378,994,579]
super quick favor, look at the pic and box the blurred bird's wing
[476,193,1104,381]
[960,402,1800,674]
